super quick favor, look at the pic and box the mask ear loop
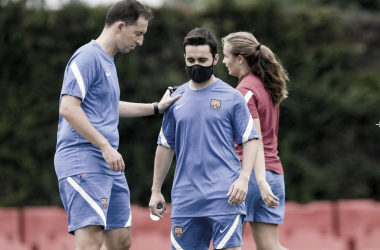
[211,55,215,73]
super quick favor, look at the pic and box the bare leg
[102,227,132,250]
[250,222,288,250]
[242,221,248,236]
[74,225,104,250]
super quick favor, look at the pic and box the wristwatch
[153,102,159,115]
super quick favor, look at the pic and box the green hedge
[0,0,379,206]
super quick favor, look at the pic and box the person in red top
[222,32,289,250]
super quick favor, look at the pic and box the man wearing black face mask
[149,28,271,250]
[183,29,217,88]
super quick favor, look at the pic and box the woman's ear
[237,55,245,65]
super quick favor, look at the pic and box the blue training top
[54,40,122,180]
[158,79,259,218]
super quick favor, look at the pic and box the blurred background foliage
[0,0,379,207]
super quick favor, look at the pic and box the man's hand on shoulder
[157,88,182,114]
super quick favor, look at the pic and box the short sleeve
[237,88,259,119]
[233,91,259,145]
[157,106,176,148]
[61,51,98,101]
[244,90,259,119]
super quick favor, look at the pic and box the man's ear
[115,21,125,33]
[213,54,219,65]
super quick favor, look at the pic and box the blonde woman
[222,32,289,250]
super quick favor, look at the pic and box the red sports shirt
[235,74,284,175]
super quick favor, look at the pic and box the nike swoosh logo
[220,224,229,233]
[106,72,111,76]
[176,104,185,110]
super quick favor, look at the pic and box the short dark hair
[183,28,218,58]
[105,0,153,27]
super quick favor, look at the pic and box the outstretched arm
[60,95,125,172]
[149,145,175,219]
[119,89,181,118]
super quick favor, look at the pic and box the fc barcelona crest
[210,99,221,110]
[174,227,183,238]
[101,198,107,209]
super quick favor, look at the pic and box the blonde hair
[222,32,288,106]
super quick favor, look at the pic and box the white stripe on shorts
[67,177,107,227]
[216,214,241,249]
[124,206,132,227]
[171,231,184,250]
[70,61,86,100]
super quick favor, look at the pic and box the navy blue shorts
[245,170,285,224]
[59,173,132,234]
[171,214,244,250]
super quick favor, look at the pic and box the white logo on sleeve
[106,72,111,76]
[176,104,185,110]
[220,224,230,233]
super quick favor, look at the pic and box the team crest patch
[101,198,107,209]
[174,227,183,238]
[210,99,221,110]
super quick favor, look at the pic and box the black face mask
[185,63,214,84]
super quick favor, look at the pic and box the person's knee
[75,239,103,250]
[75,226,104,250]
[255,241,285,250]
[255,243,273,250]
[105,233,132,250]
[121,235,132,250]
[117,236,132,250]
[250,222,284,250]
[76,244,102,250]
